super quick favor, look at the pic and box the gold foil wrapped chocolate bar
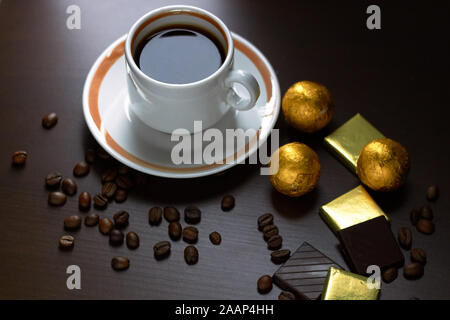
[321,267,380,300]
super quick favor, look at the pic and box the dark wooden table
[1,0,449,300]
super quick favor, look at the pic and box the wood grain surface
[0,0,449,299]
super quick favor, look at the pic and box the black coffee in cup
[134,25,226,84]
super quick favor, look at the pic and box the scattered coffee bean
[183,226,199,243]
[85,149,96,164]
[78,191,91,211]
[12,151,27,166]
[109,229,124,246]
[42,112,58,129]
[118,165,129,175]
[114,189,128,203]
[168,222,182,241]
[221,195,235,211]
[48,192,67,206]
[61,178,77,196]
[111,256,129,271]
[257,275,272,294]
[426,185,439,202]
[411,248,427,265]
[84,213,99,227]
[416,219,435,235]
[382,267,398,283]
[410,209,421,226]
[154,241,171,260]
[59,235,74,249]
[263,224,279,241]
[102,182,117,199]
[184,205,201,224]
[420,205,433,220]
[64,215,82,230]
[99,217,114,235]
[113,210,129,229]
[164,206,180,222]
[93,194,108,210]
[278,291,295,300]
[267,235,282,250]
[45,172,62,188]
[209,231,222,245]
[258,213,273,231]
[96,147,110,160]
[73,161,90,177]
[133,172,148,186]
[101,168,118,183]
[403,262,424,280]
[126,232,140,249]
[149,207,163,225]
[115,175,133,190]
[398,227,412,249]
[184,245,199,265]
[271,249,291,264]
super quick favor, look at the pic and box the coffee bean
[271,249,291,264]
[96,147,110,160]
[99,217,114,235]
[420,205,433,220]
[101,168,118,183]
[59,235,74,249]
[113,210,129,229]
[133,172,148,186]
[12,151,27,165]
[382,267,398,283]
[411,248,427,264]
[267,235,282,250]
[398,227,412,249]
[102,182,117,199]
[258,213,273,231]
[61,178,77,196]
[115,175,133,190]
[183,226,199,243]
[416,219,435,235]
[209,231,221,245]
[164,207,180,222]
[78,192,91,211]
[73,161,90,177]
[64,215,82,230]
[184,205,201,224]
[48,192,67,206]
[426,185,439,202]
[85,149,96,164]
[154,241,171,260]
[263,224,279,241]
[168,222,182,241]
[118,165,129,175]
[111,256,129,271]
[45,172,62,188]
[93,194,108,210]
[114,189,128,203]
[109,229,124,246]
[184,245,199,265]
[410,209,420,226]
[221,195,235,211]
[42,112,58,129]
[257,275,272,294]
[149,207,163,225]
[84,213,99,227]
[403,262,424,280]
[278,291,295,300]
[126,232,140,249]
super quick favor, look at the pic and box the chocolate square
[337,216,404,275]
[272,242,343,300]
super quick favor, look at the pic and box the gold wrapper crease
[324,113,384,173]
[321,267,380,300]
[319,185,389,233]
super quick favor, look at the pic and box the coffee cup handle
[224,70,260,111]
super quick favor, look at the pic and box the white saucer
[82,33,280,178]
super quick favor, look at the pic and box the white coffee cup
[124,5,260,134]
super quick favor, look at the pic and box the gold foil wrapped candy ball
[357,138,410,192]
[282,81,334,133]
[269,142,321,197]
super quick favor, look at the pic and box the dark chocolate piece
[272,242,342,300]
[337,216,404,275]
